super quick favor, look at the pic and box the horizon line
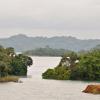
[0,33,100,40]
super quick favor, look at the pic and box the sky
[0,0,100,39]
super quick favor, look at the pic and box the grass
[0,76,19,82]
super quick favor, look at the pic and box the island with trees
[0,45,33,82]
[23,46,73,57]
[42,48,100,81]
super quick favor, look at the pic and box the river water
[0,56,100,100]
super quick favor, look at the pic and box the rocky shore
[83,85,100,94]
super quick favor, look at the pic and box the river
[0,56,100,100]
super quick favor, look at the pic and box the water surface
[0,56,100,100]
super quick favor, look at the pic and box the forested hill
[0,34,100,52]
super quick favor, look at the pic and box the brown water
[0,56,100,100]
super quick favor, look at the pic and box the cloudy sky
[0,0,100,39]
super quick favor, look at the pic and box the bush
[42,49,100,81]
[42,67,71,80]
[42,69,55,79]
[0,46,33,81]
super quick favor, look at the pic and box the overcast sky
[0,0,100,39]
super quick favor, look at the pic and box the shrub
[42,67,71,80]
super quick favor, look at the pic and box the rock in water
[18,80,23,83]
[83,85,100,94]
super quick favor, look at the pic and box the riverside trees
[42,49,100,81]
[0,46,33,78]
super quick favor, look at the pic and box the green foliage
[0,61,9,77]
[24,46,72,57]
[11,54,33,76]
[59,51,78,68]
[0,45,33,78]
[42,69,55,79]
[6,47,15,57]
[42,67,71,80]
[76,49,100,80]
[54,67,71,80]
[42,49,100,81]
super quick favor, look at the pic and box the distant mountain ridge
[0,34,100,52]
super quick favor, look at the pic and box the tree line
[23,46,74,56]
[42,48,100,81]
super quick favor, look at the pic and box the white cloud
[0,0,100,39]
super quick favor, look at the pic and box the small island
[0,45,33,82]
[42,49,100,81]
[23,46,71,57]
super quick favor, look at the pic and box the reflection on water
[0,56,100,100]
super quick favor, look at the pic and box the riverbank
[0,76,19,82]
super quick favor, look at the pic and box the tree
[6,47,15,57]
[58,51,78,69]
[71,49,100,80]
[11,54,33,76]
[0,61,10,77]
[42,49,100,81]
[0,46,33,77]
[42,67,71,80]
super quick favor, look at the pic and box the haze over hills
[0,34,100,52]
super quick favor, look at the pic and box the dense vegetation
[42,49,100,81]
[23,46,73,56]
[0,45,33,81]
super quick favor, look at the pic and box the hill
[0,34,100,52]
[23,47,71,56]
